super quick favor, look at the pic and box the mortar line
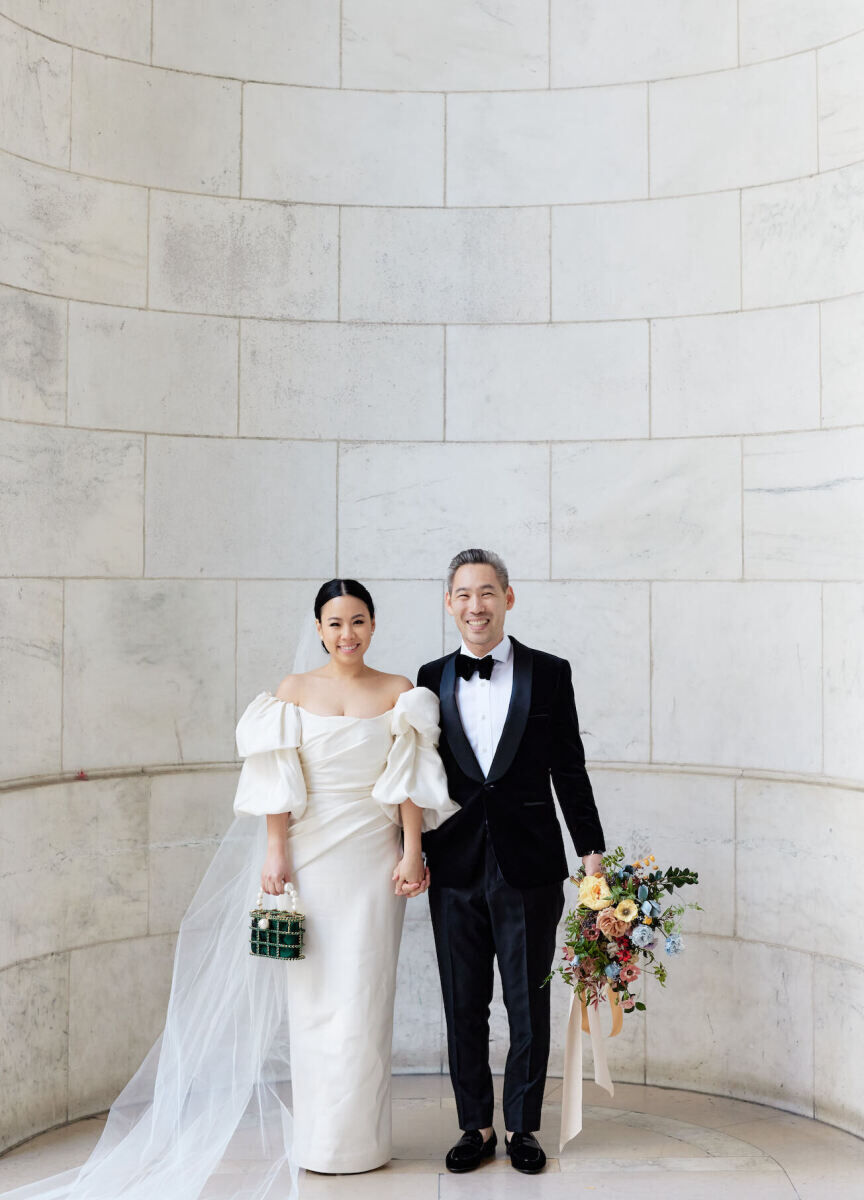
[820,584,825,775]
[145,188,151,308]
[547,0,552,88]
[337,206,342,321]
[67,47,74,170]
[443,94,448,206]
[234,579,239,726]
[817,302,823,427]
[548,206,553,321]
[239,82,245,196]
[647,319,653,437]
[815,49,821,172]
[59,578,66,772]
[149,0,155,64]
[442,325,447,440]
[739,437,745,579]
[335,440,341,574]
[645,81,651,196]
[547,442,553,579]
[142,434,148,577]
[236,318,242,436]
[648,583,653,763]
[64,300,70,424]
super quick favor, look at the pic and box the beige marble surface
[3,1077,863,1199]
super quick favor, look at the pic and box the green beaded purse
[250,882,305,961]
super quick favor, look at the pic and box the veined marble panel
[243,87,443,206]
[149,769,239,935]
[743,427,864,579]
[1,0,151,59]
[240,321,443,440]
[149,192,338,320]
[821,292,864,429]
[338,442,549,579]
[742,163,864,308]
[0,579,62,780]
[0,955,68,1154]
[740,0,864,63]
[72,53,241,195]
[650,55,817,195]
[590,769,734,937]
[341,207,549,324]
[68,304,238,435]
[237,579,445,708]
[0,284,66,423]
[0,777,149,969]
[446,87,646,206]
[446,322,648,441]
[651,307,820,437]
[145,437,336,578]
[505,582,650,763]
[0,422,143,577]
[0,17,70,167]
[815,958,864,1138]
[737,777,864,961]
[152,0,339,85]
[553,193,740,320]
[819,31,864,173]
[0,152,146,304]
[551,438,741,580]
[824,584,864,780]
[551,0,738,87]
[342,0,548,90]
[645,937,814,1113]
[652,582,822,772]
[68,934,176,1119]
[63,581,236,769]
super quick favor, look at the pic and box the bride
[0,578,456,1199]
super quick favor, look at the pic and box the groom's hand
[582,852,603,877]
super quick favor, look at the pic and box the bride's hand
[261,847,291,895]
[392,851,427,897]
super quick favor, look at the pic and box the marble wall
[1,0,863,1153]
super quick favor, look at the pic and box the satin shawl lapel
[486,637,533,783]
[439,652,485,783]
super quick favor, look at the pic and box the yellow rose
[578,873,614,911]
[614,898,638,923]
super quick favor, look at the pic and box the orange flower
[643,916,653,925]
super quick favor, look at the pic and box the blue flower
[630,924,656,949]
[665,933,684,955]
[604,962,621,979]
[641,900,653,915]
[637,884,648,902]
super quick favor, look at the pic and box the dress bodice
[233,687,457,830]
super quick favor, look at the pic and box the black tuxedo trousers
[430,836,564,1131]
[419,638,606,1134]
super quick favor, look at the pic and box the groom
[419,549,606,1175]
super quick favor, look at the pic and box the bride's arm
[261,813,291,894]
[392,799,428,896]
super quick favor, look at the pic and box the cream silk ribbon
[559,985,622,1151]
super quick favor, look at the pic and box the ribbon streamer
[559,986,622,1151]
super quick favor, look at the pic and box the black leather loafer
[505,1131,546,1174]
[445,1129,497,1173]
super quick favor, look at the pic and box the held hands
[392,849,430,897]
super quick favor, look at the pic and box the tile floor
[1,1076,862,1199]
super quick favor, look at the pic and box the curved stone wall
[1,0,863,1153]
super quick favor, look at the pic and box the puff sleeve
[233,692,307,819]
[371,687,458,832]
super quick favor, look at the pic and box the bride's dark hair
[314,578,376,621]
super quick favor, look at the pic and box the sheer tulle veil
[0,613,330,1199]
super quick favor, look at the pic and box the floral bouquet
[553,846,700,1015]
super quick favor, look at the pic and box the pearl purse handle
[255,880,301,913]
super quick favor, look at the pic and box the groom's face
[445,563,514,655]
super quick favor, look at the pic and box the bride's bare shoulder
[373,670,413,703]
[274,673,304,703]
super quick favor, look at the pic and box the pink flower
[597,908,629,938]
[584,925,600,941]
[619,964,640,983]
[622,996,636,1011]
[562,946,575,961]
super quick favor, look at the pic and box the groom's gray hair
[446,548,509,593]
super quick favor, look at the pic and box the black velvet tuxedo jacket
[419,636,606,890]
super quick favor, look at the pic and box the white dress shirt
[454,634,514,776]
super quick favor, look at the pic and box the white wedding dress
[0,686,455,1199]
[234,685,456,1173]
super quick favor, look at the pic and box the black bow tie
[457,653,495,681]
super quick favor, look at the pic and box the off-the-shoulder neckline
[261,690,405,721]
[298,704,394,721]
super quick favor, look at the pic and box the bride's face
[316,595,375,663]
